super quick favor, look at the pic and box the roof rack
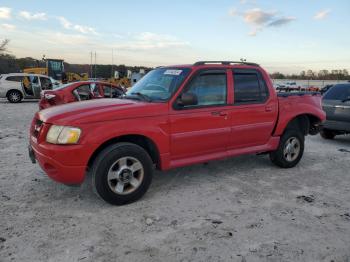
[193,61,260,67]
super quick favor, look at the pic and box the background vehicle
[39,81,125,110]
[320,83,350,139]
[0,73,55,103]
[29,61,325,205]
[23,58,88,83]
[320,84,333,95]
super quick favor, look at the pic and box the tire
[270,129,305,168]
[7,90,23,103]
[320,129,335,139]
[91,142,153,205]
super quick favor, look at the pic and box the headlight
[46,125,81,144]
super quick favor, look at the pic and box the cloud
[268,16,296,27]
[0,7,11,19]
[228,8,238,17]
[244,8,276,25]
[314,9,330,20]
[229,8,296,36]
[19,11,47,20]
[57,16,97,34]
[114,32,190,51]
[1,23,16,31]
[44,32,90,46]
[240,0,256,5]
[58,16,71,29]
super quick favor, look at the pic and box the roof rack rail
[193,61,260,66]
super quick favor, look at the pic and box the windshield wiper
[341,98,350,103]
[127,92,152,102]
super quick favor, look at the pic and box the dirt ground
[0,98,350,262]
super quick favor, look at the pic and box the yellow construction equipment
[105,77,131,89]
[23,58,88,83]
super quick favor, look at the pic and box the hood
[38,98,168,125]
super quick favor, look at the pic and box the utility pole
[90,51,92,79]
[94,51,97,79]
[111,49,114,79]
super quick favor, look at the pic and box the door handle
[211,111,228,118]
[265,106,273,112]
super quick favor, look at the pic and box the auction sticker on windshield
[164,69,182,75]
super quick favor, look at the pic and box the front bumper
[322,120,350,132]
[29,137,96,185]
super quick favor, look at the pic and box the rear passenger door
[229,69,278,149]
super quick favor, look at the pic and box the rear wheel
[270,129,304,168]
[320,129,335,139]
[91,142,153,205]
[7,90,22,103]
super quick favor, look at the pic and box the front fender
[80,116,170,155]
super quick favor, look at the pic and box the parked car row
[275,82,320,92]
[0,72,126,108]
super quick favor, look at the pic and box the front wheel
[91,142,153,205]
[270,129,304,168]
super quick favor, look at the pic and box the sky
[0,0,349,74]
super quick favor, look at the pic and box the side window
[181,70,227,107]
[233,70,269,104]
[40,77,52,90]
[74,84,92,101]
[6,76,24,82]
[31,76,39,84]
[103,85,112,97]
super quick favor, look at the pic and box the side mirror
[177,93,198,107]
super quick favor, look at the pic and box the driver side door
[169,69,231,166]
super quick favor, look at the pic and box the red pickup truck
[29,61,325,205]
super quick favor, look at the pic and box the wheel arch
[284,114,322,135]
[87,134,161,171]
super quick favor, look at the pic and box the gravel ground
[1,98,350,262]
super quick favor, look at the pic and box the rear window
[323,84,350,100]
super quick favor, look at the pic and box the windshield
[126,68,191,101]
[323,84,350,101]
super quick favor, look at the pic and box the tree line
[270,69,350,80]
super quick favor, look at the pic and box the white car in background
[0,73,59,103]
